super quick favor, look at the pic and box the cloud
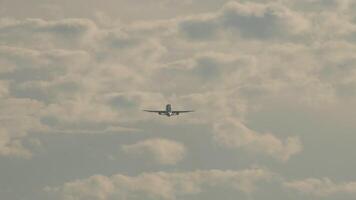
[213,118,302,161]
[0,18,167,139]
[290,0,355,12]
[0,98,45,158]
[40,99,138,134]
[0,0,355,161]
[46,166,356,199]
[284,178,356,197]
[0,18,96,47]
[0,18,94,33]
[2,1,356,200]
[220,1,310,39]
[179,1,310,41]
[0,128,32,158]
[152,52,256,96]
[122,138,186,165]
[46,168,273,200]
[0,46,90,103]
[179,15,220,40]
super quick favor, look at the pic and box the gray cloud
[220,1,310,39]
[179,16,220,40]
[0,18,96,49]
[179,1,310,41]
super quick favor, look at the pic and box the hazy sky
[1,0,356,199]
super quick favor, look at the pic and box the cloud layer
[46,168,272,200]
[285,178,356,197]
[2,0,356,199]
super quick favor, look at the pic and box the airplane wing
[143,110,165,113]
[143,110,167,115]
[172,110,194,114]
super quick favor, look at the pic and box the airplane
[143,104,194,117]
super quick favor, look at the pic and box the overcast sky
[1,0,356,199]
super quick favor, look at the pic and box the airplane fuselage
[157,104,178,117]
[162,104,173,117]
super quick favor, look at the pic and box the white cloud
[284,178,356,197]
[213,118,302,161]
[46,168,273,200]
[122,138,186,165]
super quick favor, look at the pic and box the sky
[1,0,356,199]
